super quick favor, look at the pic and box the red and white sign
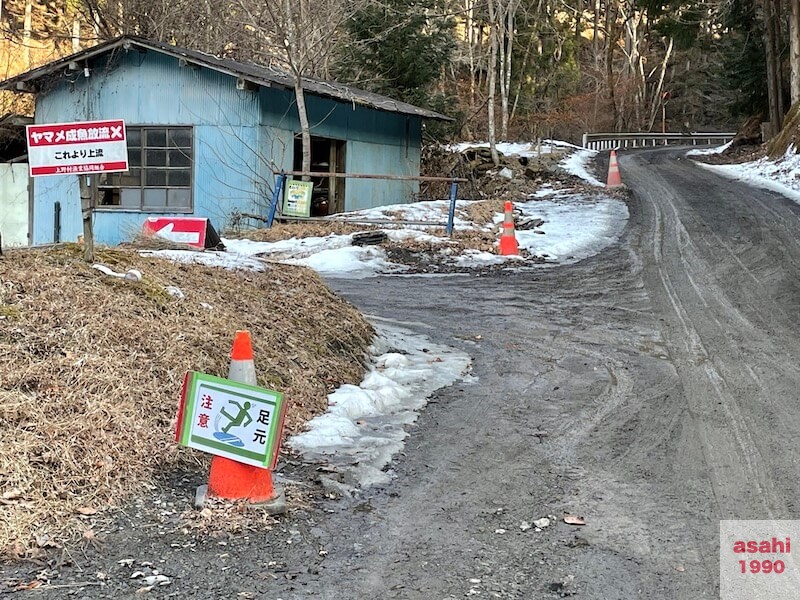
[26,119,128,177]
[143,217,208,248]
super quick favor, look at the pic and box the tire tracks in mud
[625,150,796,526]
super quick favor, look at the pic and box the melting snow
[142,140,628,277]
[516,195,629,263]
[289,321,472,487]
[692,144,800,204]
[559,149,604,187]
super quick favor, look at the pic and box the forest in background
[0,0,798,147]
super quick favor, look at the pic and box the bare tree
[464,0,478,138]
[487,0,499,163]
[235,0,368,176]
[22,0,32,67]
[77,0,369,175]
[498,0,520,138]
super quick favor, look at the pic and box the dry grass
[450,229,502,253]
[0,245,374,557]
[123,232,202,251]
[463,199,506,228]
[228,222,378,242]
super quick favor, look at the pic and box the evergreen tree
[335,0,456,108]
[717,0,768,119]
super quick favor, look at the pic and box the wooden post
[79,174,95,262]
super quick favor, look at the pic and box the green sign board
[283,180,313,218]
[175,371,286,469]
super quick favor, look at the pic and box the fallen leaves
[13,579,43,591]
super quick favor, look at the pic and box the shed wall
[260,88,422,210]
[32,52,264,245]
[30,49,425,245]
[0,164,29,246]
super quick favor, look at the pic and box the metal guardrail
[582,132,736,151]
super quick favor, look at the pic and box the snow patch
[559,149,604,187]
[289,322,471,487]
[139,249,267,272]
[694,147,800,204]
[686,141,733,156]
[284,246,408,279]
[516,195,629,262]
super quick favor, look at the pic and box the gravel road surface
[6,147,800,598]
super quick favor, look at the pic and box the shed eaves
[0,36,452,122]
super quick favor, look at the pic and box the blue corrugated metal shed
[1,36,450,246]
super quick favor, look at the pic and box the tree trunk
[773,0,785,121]
[465,0,476,138]
[498,1,507,140]
[510,32,535,124]
[606,2,620,130]
[791,0,800,105]
[500,2,517,138]
[764,0,781,136]
[647,37,674,132]
[72,20,81,53]
[487,0,500,165]
[593,0,600,69]
[294,79,312,177]
[282,0,312,177]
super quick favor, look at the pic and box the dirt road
[8,147,800,598]
[309,148,800,598]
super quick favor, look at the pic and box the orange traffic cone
[206,331,282,506]
[606,150,623,187]
[499,200,519,256]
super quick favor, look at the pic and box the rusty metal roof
[0,36,452,121]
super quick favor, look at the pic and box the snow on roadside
[336,199,474,231]
[289,321,472,487]
[448,140,584,157]
[686,141,733,156]
[140,139,628,277]
[692,145,800,204]
[141,193,629,275]
[139,248,268,272]
[558,149,604,187]
[284,246,408,279]
[516,195,629,263]
[141,234,405,278]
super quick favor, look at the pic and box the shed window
[98,126,193,211]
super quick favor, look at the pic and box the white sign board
[176,372,286,469]
[26,119,128,177]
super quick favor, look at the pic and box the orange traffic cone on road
[499,200,520,256]
[606,150,623,188]
[206,331,281,506]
